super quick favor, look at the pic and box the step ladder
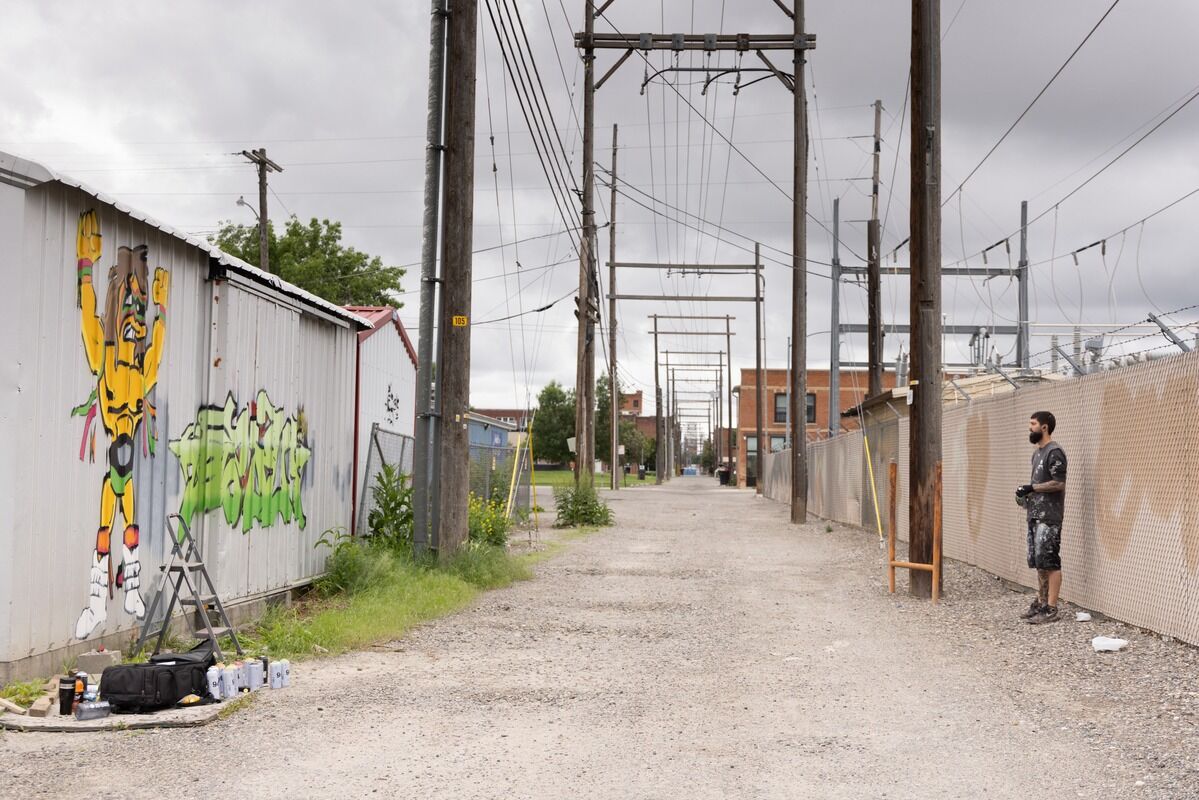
[136,514,243,661]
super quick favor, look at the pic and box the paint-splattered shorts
[1027,520,1061,571]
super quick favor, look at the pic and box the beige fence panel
[762,351,1199,644]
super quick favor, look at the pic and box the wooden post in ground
[908,0,942,598]
[888,461,898,594]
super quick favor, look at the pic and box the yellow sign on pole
[452,315,469,327]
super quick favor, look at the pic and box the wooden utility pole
[574,0,598,487]
[435,0,478,557]
[908,0,942,597]
[239,148,282,274]
[789,0,809,522]
[609,123,619,490]
[726,316,734,475]
[653,315,662,484]
[754,242,764,495]
[867,98,883,398]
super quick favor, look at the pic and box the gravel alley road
[3,479,1194,798]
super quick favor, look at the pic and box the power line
[943,0,1122,207]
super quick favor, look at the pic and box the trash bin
[717,468,730,486]
[638,465,646,480]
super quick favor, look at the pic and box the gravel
[1,479,1195,798]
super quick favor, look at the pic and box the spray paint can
[260,656,270,688]
[206,666,221,700]
[269,660,283,689]
[220,666,238,699]
[246,660,264,692]
[279,659,290,688]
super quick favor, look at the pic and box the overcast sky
[5,1,1198,419]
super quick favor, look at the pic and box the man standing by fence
[1015,411,1067,624]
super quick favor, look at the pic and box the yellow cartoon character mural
[72,209,169,639]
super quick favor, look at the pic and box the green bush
[367,463,414,552]
[443,543,532,589]
[315,528,396,597]
[553,483,613,527]
[468,492,511,547]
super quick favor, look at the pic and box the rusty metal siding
[1,181,358,668]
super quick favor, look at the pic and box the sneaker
[1019,600,1046,620]
[1027,605,1060,625]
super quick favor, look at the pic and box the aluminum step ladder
[136,514,243,661]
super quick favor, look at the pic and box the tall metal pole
[1017,199,1030,370]
[789,2,809,523]
[909,0,942,597]
[412,0,447,555]
[609,123,619,490]
[726,316,733,476]
[435,0,478,556]
[574,0,598,487]
[653,316,662,484]
[664,351,671,480]
[828,198,841,437]
[867,98,883,397]
[754,242,764,494]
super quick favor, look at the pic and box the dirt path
[2,480,1193,798]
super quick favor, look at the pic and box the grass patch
[534,470,655,489]
[0,679,44,709]
[226,543,535,663]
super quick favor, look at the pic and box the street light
[236,195,259,220]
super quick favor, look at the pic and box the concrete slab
[1,702,222,732]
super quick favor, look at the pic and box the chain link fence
[356,424,415,537]
[470,443,532,518]
[760,350,1199,646]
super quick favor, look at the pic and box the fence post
[888,461,897,594]
[933,460,943,604]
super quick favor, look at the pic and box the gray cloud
[4,0,1197,415]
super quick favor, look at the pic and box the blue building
[466,412,517,448]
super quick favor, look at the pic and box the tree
[644,437,657,472]
[620,420,646,467]
[595,376,617,467]
[700,439,715,473]
[212,217,404,306]
[531,381,575,465]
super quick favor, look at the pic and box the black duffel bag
[100,640,215,713]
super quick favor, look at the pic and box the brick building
[734,367,897,486]
[619,390,644,416]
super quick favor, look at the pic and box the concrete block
[75,650,121,676]
[0,697,26,715]
[28,696,53,718]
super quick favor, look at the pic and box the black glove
[1015,484,1034,499]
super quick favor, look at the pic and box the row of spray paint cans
[206,658,290,701]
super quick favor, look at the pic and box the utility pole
[412,0,448,555]
[653,315,662,485]
[868,98,883,398]
[754,242,764,495]
[239,148,282,274]
[908,0,942,598]
[1017,199,1030,371]
[608,123,619,490]
[435,0,478,557]
[789,0,810,523]
[828,198,841,437]
[574,0,598,487]
[726,316,734,476]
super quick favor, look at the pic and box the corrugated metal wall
[1,183,356,670]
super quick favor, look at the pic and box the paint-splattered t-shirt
[1026,442,1067,524]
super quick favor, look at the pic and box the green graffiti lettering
[168,391,311,533]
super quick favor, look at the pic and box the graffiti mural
[384,383,401,426]
[169,391,311,533]
[73,209,170,639]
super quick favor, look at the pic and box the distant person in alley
[1015,411,1067,624]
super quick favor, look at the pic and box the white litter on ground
[1075,612,1092,622]
[1091,636,1129,652]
